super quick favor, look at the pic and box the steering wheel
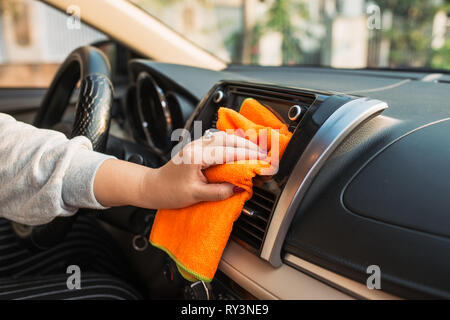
[11,46,114,250]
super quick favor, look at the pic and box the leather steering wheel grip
[34,45,113,152]
[72,74,113,151]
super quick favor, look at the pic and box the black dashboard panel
[284,117,450,299]
[126,60,450,299]
[344,119,450,238]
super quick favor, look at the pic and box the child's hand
[141,131,266,209]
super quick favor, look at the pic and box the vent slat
[242,208,269,225]
[247,199,272,215]
[244,209,269,224]
[235,224,263,241]
[253,190,276,203]
[232,187,276,252]
[238,214,266,233]
[238,218,264,238]
[228,86,316,105]
[232,229,261,251]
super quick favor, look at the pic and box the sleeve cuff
[62,145,116,210]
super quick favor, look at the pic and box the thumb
[196,182,238,202]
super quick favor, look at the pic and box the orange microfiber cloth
[149,98,292,282]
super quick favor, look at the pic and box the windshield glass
[130,0,450,70]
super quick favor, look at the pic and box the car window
[0,0,107,88]
[131,0,450,70]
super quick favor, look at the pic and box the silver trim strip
[261,98,389,266]
[284,254,400,300]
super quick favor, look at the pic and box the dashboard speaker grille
[231,186,276,253]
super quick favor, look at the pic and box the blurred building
[0,0,105,87]
[0,0,105,63]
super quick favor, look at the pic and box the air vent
[228,85,316,106]
[211,109,219,129]
[231,186,276,253]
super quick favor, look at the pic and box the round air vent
[136,72,172,154]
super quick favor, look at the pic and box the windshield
[130,0,450,70]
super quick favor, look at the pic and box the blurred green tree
[226,0,308,65]
[432,40,450,69]
[377,0,448,68]
[266,0,308,64]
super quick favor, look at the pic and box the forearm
[93,158,159,209]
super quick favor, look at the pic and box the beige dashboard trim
[284,254,401,300]
[219,241,354,300]
[43,0,226,70]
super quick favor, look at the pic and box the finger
[201,130,221,145]
[204,131,261,152]
[195,182,235,202]
[202,146,266,167]
[223,146,266,163]
[223,132,261,151]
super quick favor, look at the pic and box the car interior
[0,0,449,300]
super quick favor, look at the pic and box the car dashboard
[115,59,450,300]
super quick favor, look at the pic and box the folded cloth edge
[149,239,213,282]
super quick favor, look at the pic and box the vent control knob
[213,90,224,104]
[288,105,304,121]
